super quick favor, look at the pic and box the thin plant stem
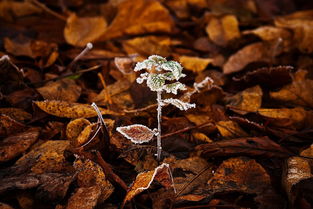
[156,91,162,161]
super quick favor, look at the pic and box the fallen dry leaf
[270,69,313,108]
[0,202,14,209]
[122,163,173,207]
[226,85,263,114]
[74,123,98,147]
[216,120,249,138]
[223,42,277,74]
[66,186,102,209]
[64,13,107,47]
[34,100,121,118]
[275,10,313,53]
[206,14,240,47]
[100,0,174,40]
[0,1,42,21]
[0,127,39,163]
[196,136,292,158]
[36,78,82,102]
[179,56,213,73]
[0,114,27,137]
[0,108,32,121]
[66,118,91,146]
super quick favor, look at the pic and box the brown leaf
[0,55,24,94]
[179,56,213,73]
[223,42,275,74]
[0,175,40,195]
[36,78,82,102]
[0,127,40,163]
[117,124,155,144]
[0,1,42,21]
[275,10,313,53]
[270,70,313,108]
[34,100,121,118]
[122,36,171,58]
[74,158,114,202]
[64,13,107,47]
[122,163,173,207]
[206,14,240,47]
[196,136,293,158]
[282,156,313,207]
[0,114,27,137]
[74,123,98,147]
[66,186,102,209]
[216,120,249,138]
[100,0,174,40]
[226,85,263,114]
[0,202,14,209]
[0,108,32,121]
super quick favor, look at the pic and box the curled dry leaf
[34,100,121,118]
[116,124,155,144]
[74,123,98,147]
[0,114,26,137]
[226,85,263,114]
[66,118,91,146]
[100,0,174,40]
[0,108,32,121]
[206,14,240,47]
[64,13,107,47]
[270,70,313,108]
[122,163,173,207]
[216,120,249,138]
[179,56,213,73]
[36,78,82,102]
[196,136,293,158]
[0,127,40,163]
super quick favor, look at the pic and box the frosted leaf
[148,55,167,64]
[134,60,155,71]
[194,76,214,92]
[136,72,149,84]
[163,82,186,94]
[160,61,184,80]
[163,98,195,111]
[116,124,156,144]
[147,74,165,91]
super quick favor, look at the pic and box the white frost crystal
[163,98,195,111]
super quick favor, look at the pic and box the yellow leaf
[34,100,122,118]
[270,70,313,108]
[179,56,213,73]
[100,0,174,40]
[216,120,248,138]
[64,13,107,47]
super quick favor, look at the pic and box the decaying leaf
[226,85,263,114]
[0,127,40,163]
[0,114,27,137]
[196,136,292,158]
[74,123,98,147]
[34,100,121,118]
[208,157,284,208]
[179,56,213,73]
[0,1,42,21]
[122,163,173,207]
[116,124,156,144]
[192,132,213,143]
[185,113,213,126]
[0,108,32,121]
[270,70,313,108]
[74,158,114,203]
[206,14,241,46]
[36,78,82,102]
[64,13,107,46]
[163,99,195,111]
[216,120,249,138]
[100,0,174,40]
[66,186,102,209]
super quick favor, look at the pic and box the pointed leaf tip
[116,124,155,144]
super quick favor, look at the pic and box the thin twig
[123,103,158,113]
[161,122,213,139]
[29,0,67,21]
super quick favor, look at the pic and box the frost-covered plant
[117,55,195,161]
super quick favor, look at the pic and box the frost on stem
[117,55,195,161]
